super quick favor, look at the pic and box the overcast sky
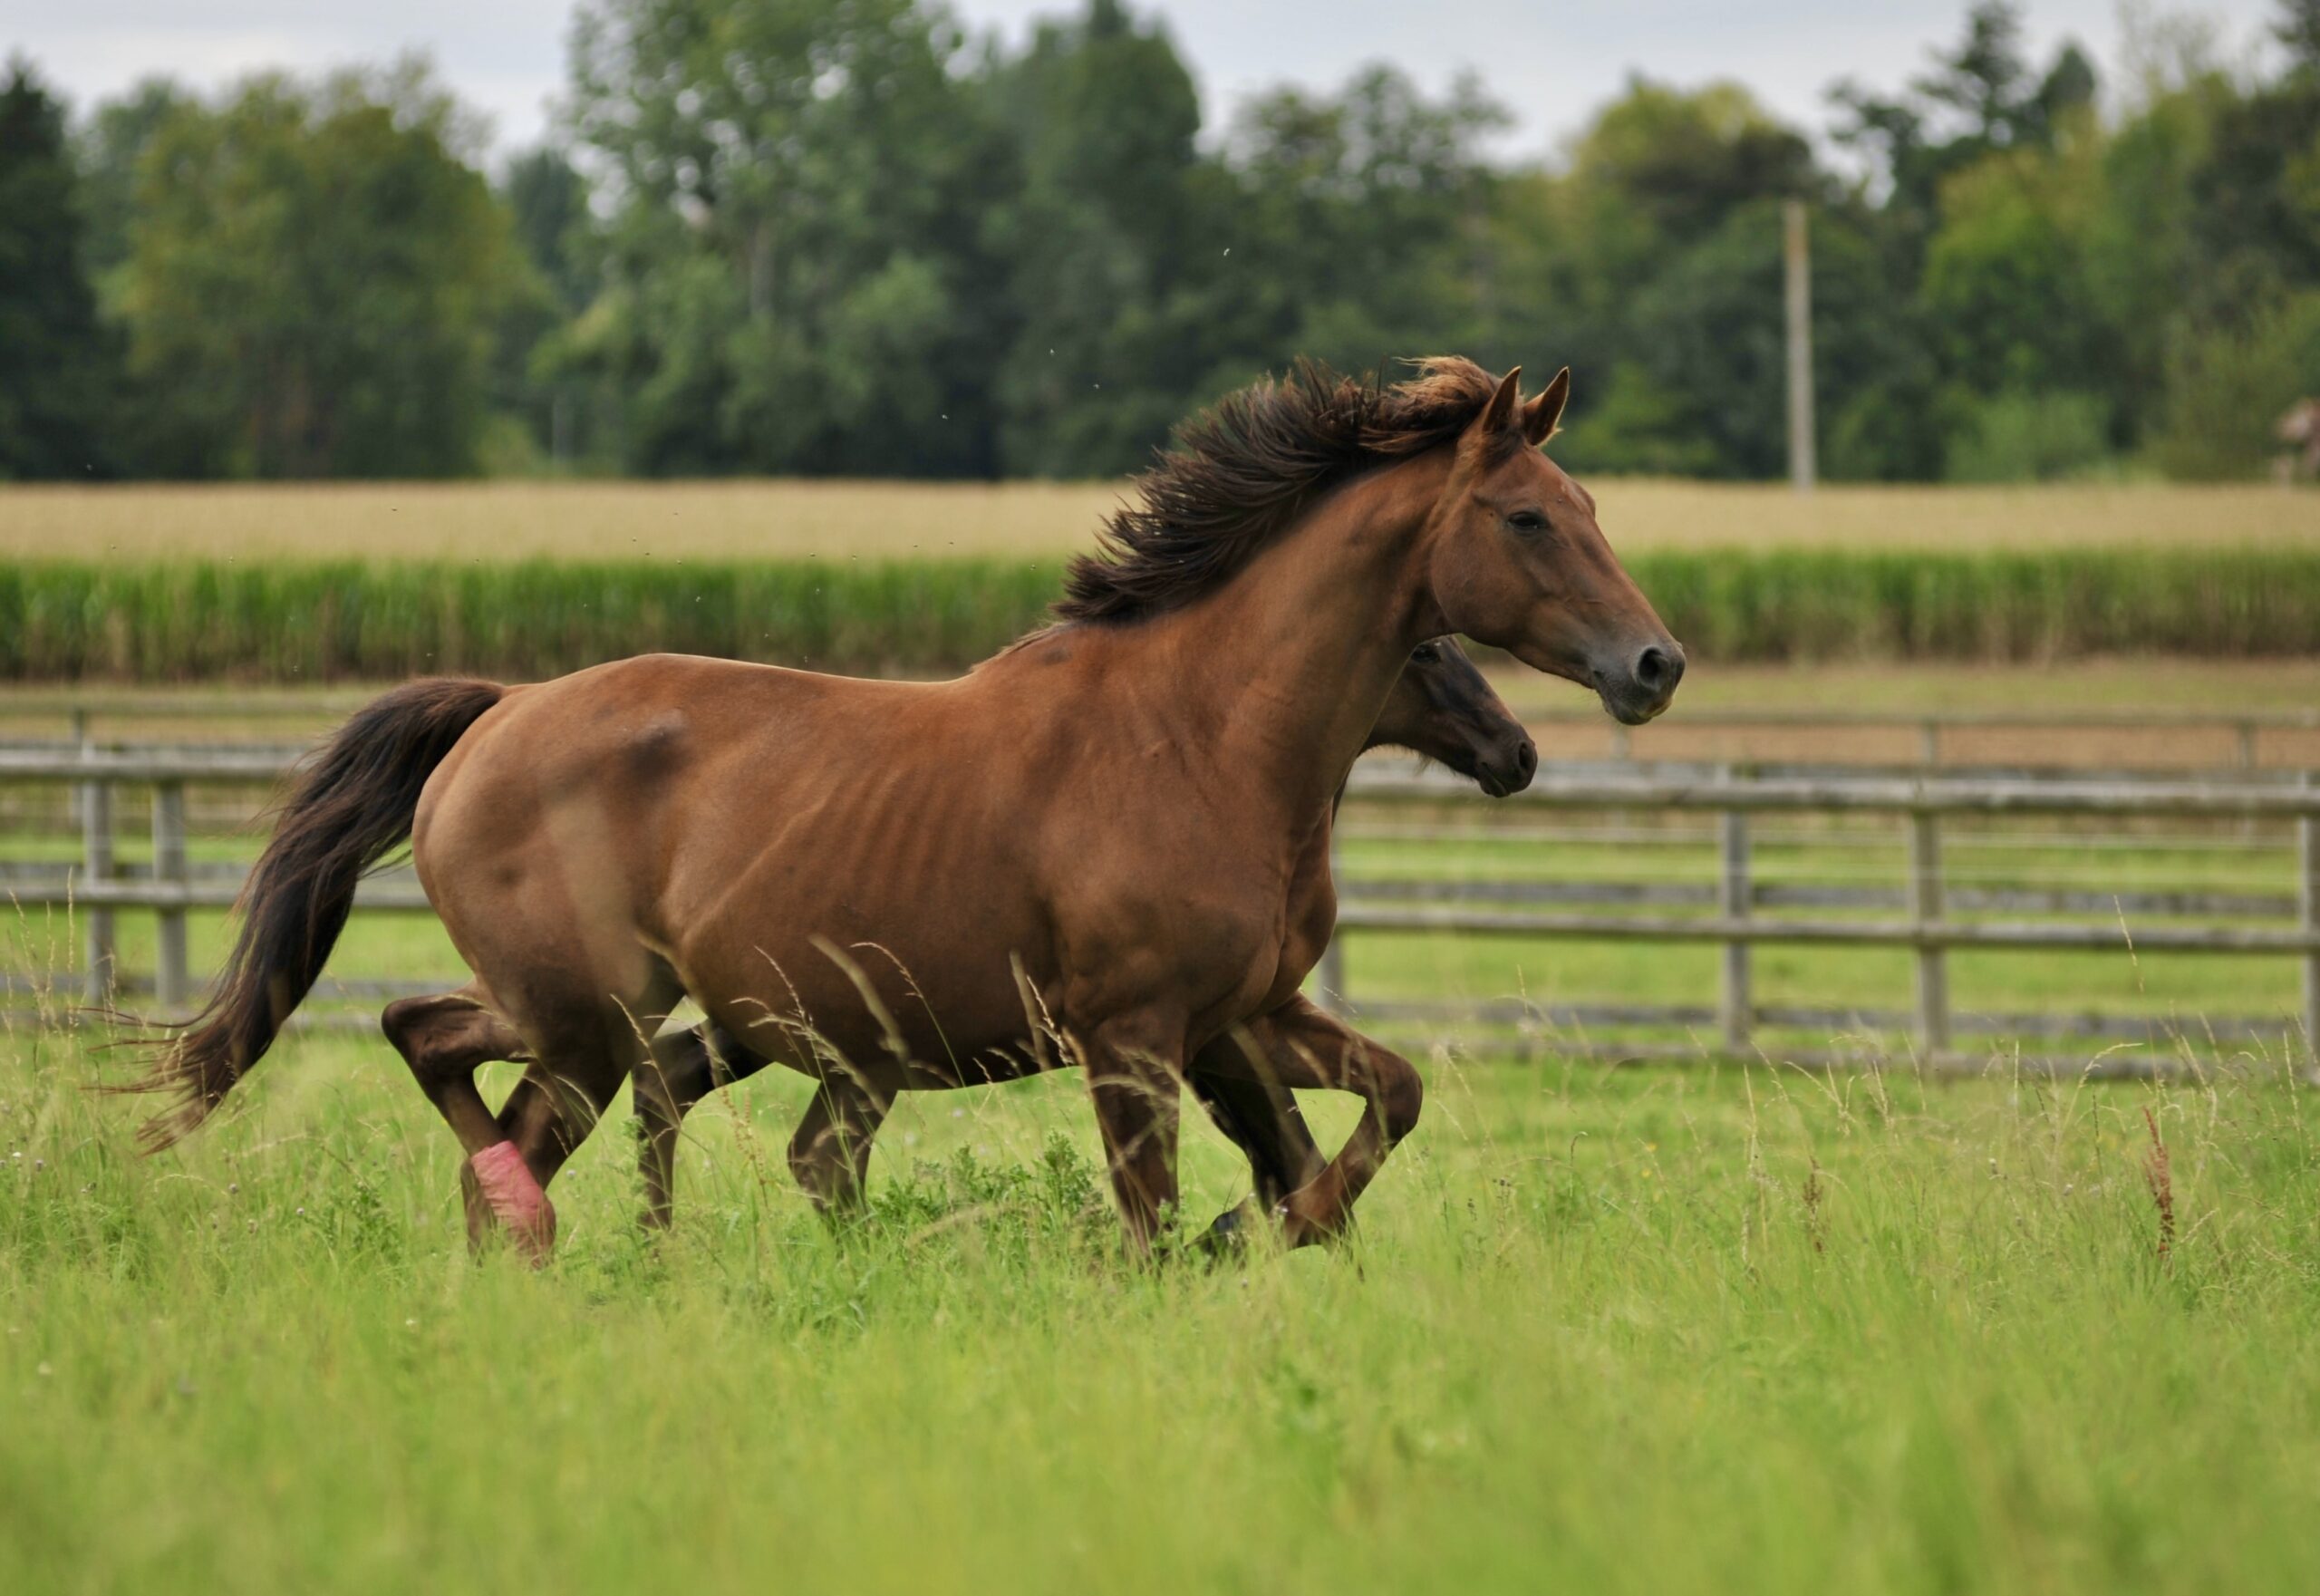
[2,1,2286,161]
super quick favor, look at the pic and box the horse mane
[1055,356,1512,626]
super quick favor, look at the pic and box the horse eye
[1507,509,1548,535]
[1410,643,1439,663]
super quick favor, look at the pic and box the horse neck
[1147,456,1447,827]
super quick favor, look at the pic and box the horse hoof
[1197,1198,1263,1259]
[470,1141,556,1264]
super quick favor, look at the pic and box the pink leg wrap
[469,1140,555,1260]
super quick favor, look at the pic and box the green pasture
[5,1020,2320,1594]
[4,673,2315,1592]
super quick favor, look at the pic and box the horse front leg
[1078,1011,1188,1257]
[1205,997,1421,1250]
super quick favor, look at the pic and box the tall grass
[1,547,2314,682]
[0,556,1060,681]
[5,1024,2320,1594]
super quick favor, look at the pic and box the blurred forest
[2,0,2317,483]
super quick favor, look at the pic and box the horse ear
[1480,366,1523,436]
[1521,367,1571,445]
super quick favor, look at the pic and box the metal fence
[3,742,2315,1073]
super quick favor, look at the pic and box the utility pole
[1784,198,1816,494]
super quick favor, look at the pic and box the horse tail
[115,679,505,1150]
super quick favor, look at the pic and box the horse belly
[672,786,1058,1085]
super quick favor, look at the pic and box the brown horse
[124,357,1682,1258]
[628,635,1536,1234]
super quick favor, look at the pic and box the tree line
[2,0,2316,484]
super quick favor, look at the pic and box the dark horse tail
[119,679,504,1150]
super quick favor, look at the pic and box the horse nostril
[1635,644,1683,695]
[1515,741,1538,779]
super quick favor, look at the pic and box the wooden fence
[1521,705,2320,769]
[1324,766,2319,1071]
[8,694,2319,770]
[2,744,2315,1074]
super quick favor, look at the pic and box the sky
[1,0,2286,161]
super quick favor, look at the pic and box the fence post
[1919,720,1941,768]
[79,745,115,1002]
[1909,808,1949,1056]
[1317,824,1348,1014]
[1609,722,1632,762]
[2237,721,2259,773]
[2301,779,2317,1065]
[1783,198,1816,493]
[1719,789,1751,1051]
[152,780,189,1011]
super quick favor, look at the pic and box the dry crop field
[1,477,2312,564]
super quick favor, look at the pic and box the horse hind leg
[787,1069,890,1221]
[486,964,684,1250]
[1193,1066,1324,1209]
[633,1020,770,1231]
[1201,998,1421,1251]
[1189,1061,1328,1250]
[634,1021,888,1231]
[380,987,548,1259]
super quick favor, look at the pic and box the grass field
[5,1021,2320,1594]
[2,478,2311,563]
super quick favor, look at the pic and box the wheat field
[1,478,2311,563]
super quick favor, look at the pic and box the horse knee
[380,995,428,1056]
[382,995,515,1083]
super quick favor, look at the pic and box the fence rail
[4,742,2315,1070]
[1326,765,2320,1065]
[10,695,2318,771]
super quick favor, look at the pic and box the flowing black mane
[1055,357,1509,625]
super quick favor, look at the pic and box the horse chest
[1264,854,1339,1005]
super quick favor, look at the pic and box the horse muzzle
[1596,641,1685,726]
[1474,732,1538,797]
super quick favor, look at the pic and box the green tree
[1919,133,2112,400]
[2280,0,2320,68]
[491,149,597,469]
[0,59,120,479]
[983,0,1220,475]
[117,64,526,477]
[1224,65,1507,374]
[73,77,187,285]
[1482,79,1877,478]
[1561,77,1816,249]
[1831,3,2097,230]
[569,0,1017,476]
[504,148,594,314]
